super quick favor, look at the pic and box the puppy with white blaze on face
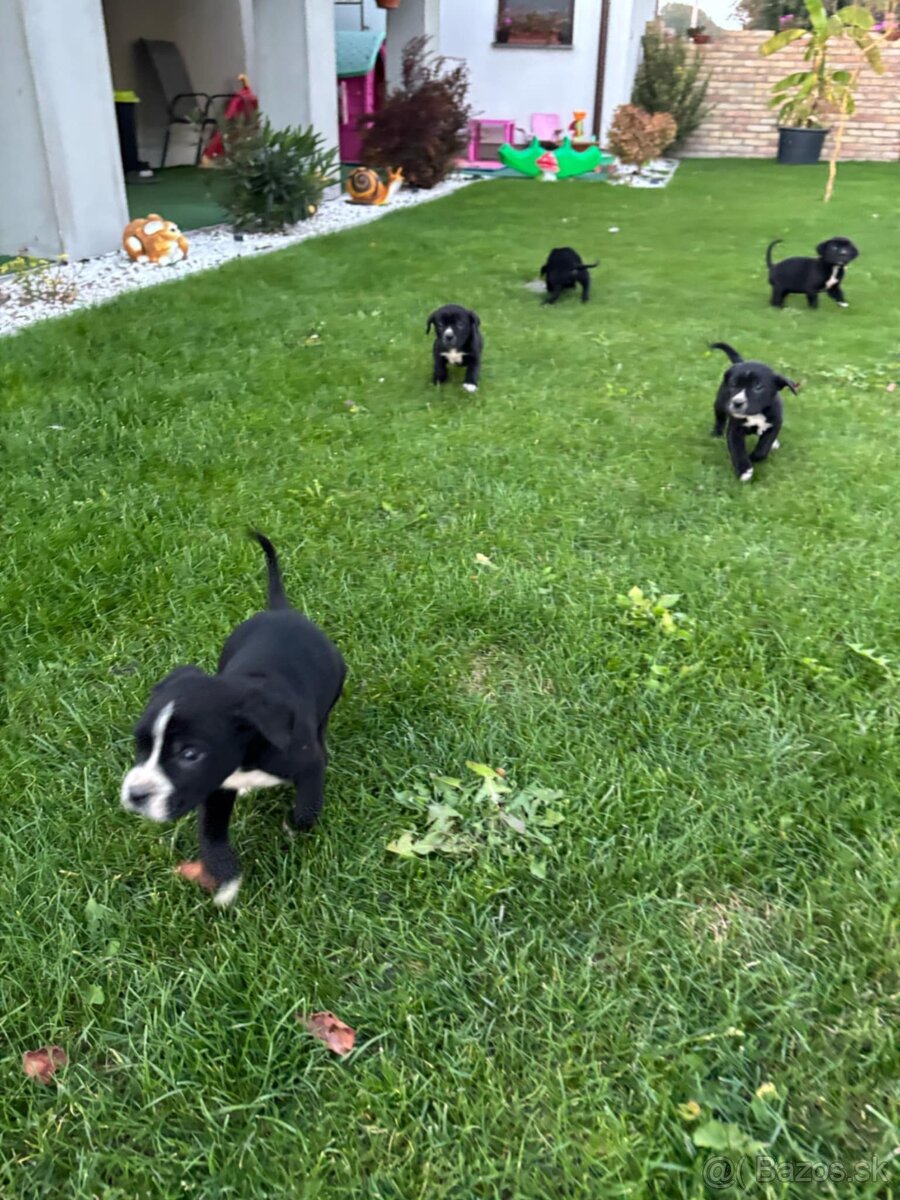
[426,304,484,393]
[121,532,345,907]
[709,342,798,483]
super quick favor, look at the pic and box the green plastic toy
[498,136,614,179]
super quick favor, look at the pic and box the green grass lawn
[2,161,898,1199]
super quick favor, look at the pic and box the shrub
[359,36,471,189]
[608,105,678,168]
[218,117,338,232]
[631,25,711,150]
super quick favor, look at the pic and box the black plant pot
[777,126,827,165]
[495,28,510,43]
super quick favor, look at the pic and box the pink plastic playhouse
[336,30,385,163]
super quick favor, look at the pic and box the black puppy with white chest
[427,304,483,393]
[540,246,598,304]
[766,236,858,309]
[710,342,798,483]
[121,532,345,907]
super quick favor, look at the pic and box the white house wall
[252,0,339,150]
[3,0,128,260]
[601,0,657,141]
[439,0,602,142]
[438,0,654,145]
[2,0,61,257]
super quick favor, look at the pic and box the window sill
[491,42,574,50]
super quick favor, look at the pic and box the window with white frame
[495,1,575,46]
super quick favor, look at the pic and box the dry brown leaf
[176,861,217,892]
[23,1046,68,1084]
[300,1011,356,1056]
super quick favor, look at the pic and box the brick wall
[679,30,900,161]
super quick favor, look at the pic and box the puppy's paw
[212,877,242,908]
[176,860,217,892]
[739,468,754,483]
[462,383,478,394]
[772,438,781,451]
[838,301,849,308]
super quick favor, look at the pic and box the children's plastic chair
[530,112,564,146]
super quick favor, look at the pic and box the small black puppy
[426,304,483,393]
[710,342,798,483]
[540,246,598,304]
[766,237,858,309]
[121,532,345,906]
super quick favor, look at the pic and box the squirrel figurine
[345,167,404,206]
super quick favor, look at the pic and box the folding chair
[138,39,236,168]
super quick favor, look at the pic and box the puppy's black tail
[583,262,600,269]
[710,342,744,364]
[766,239,782,270]
[249,530,290,610]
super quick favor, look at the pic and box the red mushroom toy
[536,150,560,182]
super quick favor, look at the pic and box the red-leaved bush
[607,105,678,170]
[359,37,471,189]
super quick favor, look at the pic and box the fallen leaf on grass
[692,1118,765,1155]
[755,1081,779,1101]
[474,553,497,568]
[23,1046,68,1084]
[176,861,217,892]
[887,382,896,392]
[300,1011,356,1056]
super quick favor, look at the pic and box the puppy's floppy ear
[815,240,831,258]
[467,310,481,328]
[775,375,799,395]
[425,311,438,334]
[235,684,294,751]
[152,665,205,694]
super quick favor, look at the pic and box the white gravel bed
[0,175,476,338]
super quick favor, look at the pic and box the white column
[13,0,128,259]
[385,0,441,89]
[1,0,60,257]
[252,0,338,151]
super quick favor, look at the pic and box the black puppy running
[540,246,598,304]
[426,304,483,393]
[710,342,798,483]
[121,532,345,906]
[766,236,858,309]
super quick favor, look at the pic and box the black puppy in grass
[767,237,859,309]
[710,342,798,483]
[121,532,345,907]
[427,304,483,393]
[540,247,599,304]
